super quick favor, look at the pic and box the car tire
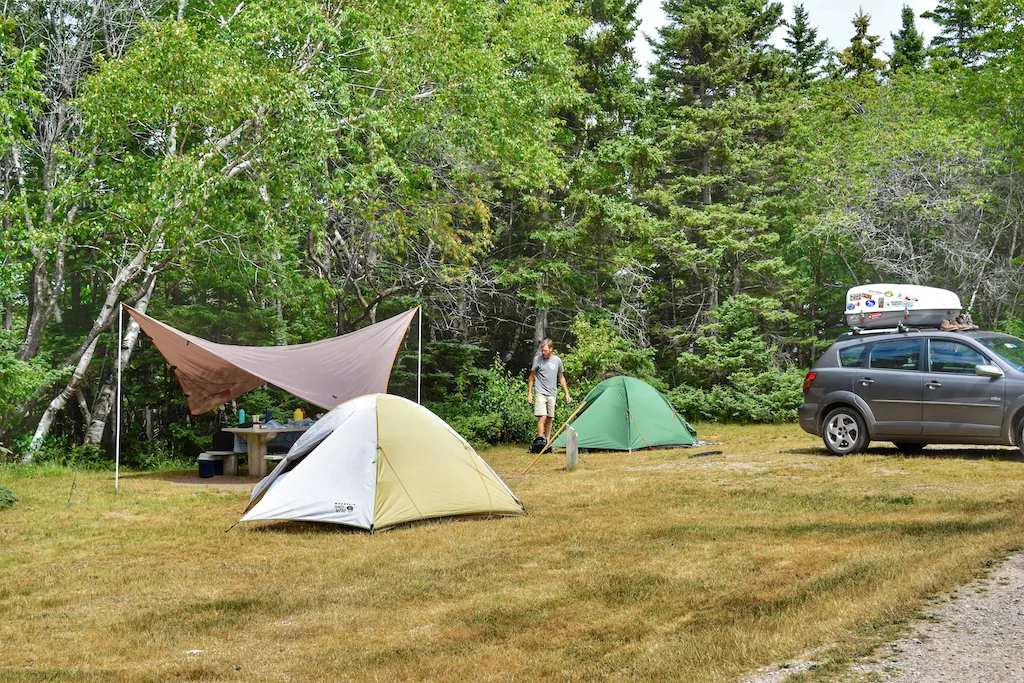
[893,442,926,454]
[822,407,868,456]
[1016,420,1024,458]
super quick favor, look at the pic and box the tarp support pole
[417,306,422,405]
[115,305,122,491]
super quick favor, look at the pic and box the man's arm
[559,371,571,403]
[527,370,536,402]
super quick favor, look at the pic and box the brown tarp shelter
[124,305,418,415]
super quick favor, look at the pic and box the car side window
[929,340,987,374]
[869,339,921,371]
[838,345,867,367]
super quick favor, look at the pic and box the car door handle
[859,378,874,385]
[928,381,942,389]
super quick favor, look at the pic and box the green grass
[2,424,1024,681]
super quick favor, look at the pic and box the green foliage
[782,3,831,87]
[889,5,926,73]
[922,0,991,67]
[839,10,885,77]
[0,330,69,435]
[0,484,16,510]
[996,315,1024,339]
[668,367,804,423]
[670,296,802,423]
[27,439,110,470]
[434,358,535,446]
[561,313,658,394]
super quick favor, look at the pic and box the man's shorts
[534,393,557,418]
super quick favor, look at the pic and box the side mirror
[976,364,1005,379]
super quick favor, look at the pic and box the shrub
[0,485,17,510]
[562,313,659,395]
[434,358,534,446]
[667,368,805,424]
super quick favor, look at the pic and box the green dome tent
[551,376,697,451]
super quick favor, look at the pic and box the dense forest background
[4,0,1024,465]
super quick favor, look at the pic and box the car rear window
[838,345,867,367]
[869,339,921,370]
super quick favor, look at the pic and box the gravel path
[743,552,1024,682]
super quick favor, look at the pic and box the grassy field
[4,424,1024,682]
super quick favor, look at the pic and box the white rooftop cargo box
[845,284,961,330]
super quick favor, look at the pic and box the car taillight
[802,372,817,394]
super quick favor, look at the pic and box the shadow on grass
[240,513,522,535]
[123,470,256,488]
[788,445,1024,462]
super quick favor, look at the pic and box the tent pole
[417,306,422,404]
[116,304,122,491]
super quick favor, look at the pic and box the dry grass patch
[3,424,1024,681]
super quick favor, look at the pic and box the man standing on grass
[527,338,571,443]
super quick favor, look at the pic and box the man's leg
[544,416,554,440]
[537,415,546,438]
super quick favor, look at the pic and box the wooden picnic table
[223,426,309,478]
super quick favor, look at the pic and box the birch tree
[25,0,340,454]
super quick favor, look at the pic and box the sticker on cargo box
[847,304,855,310]
[868,312,883,320]
[865,299,876,308]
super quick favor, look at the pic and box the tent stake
[523,400,587,474]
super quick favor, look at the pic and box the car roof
[830,329,1004,350]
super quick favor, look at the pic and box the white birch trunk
[83,276,157,445]
[24,242,156,458]
[25,335,100,458]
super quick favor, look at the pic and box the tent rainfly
[124,305,417,415]
[551,376,697,451]
[241,394,525,531]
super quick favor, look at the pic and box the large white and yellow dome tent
[240,394,524,531]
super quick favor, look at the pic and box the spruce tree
[889,5,926,72]
[782,3,830,87]
[839,9,885,78]
[488,0,655,354]
[649,0,792,326]
[921,0,987,67]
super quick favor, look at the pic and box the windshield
[973,333,1024,370]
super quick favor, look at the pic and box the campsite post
[523,399,587,474]
[417,306,422,404]
[115,304,122,491]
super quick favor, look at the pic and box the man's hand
[565,393,572,404]
[527,392,532,404]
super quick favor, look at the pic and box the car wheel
[822,407,868,456]
[1016,420,1024,458]
[892,442,926,454]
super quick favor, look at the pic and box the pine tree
[889,5,926,72]
[839,9,885,78]
[921,0,987,67]
[649,0,792,325]
[488,0,655,355]
[782,3,830,87]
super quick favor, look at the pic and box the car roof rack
[837,323,924,342]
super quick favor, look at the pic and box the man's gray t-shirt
[531,353,564,396]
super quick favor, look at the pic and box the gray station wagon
[799,329,1024,455]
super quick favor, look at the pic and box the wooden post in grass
[523,400,587,474]
[565,426,578,470]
